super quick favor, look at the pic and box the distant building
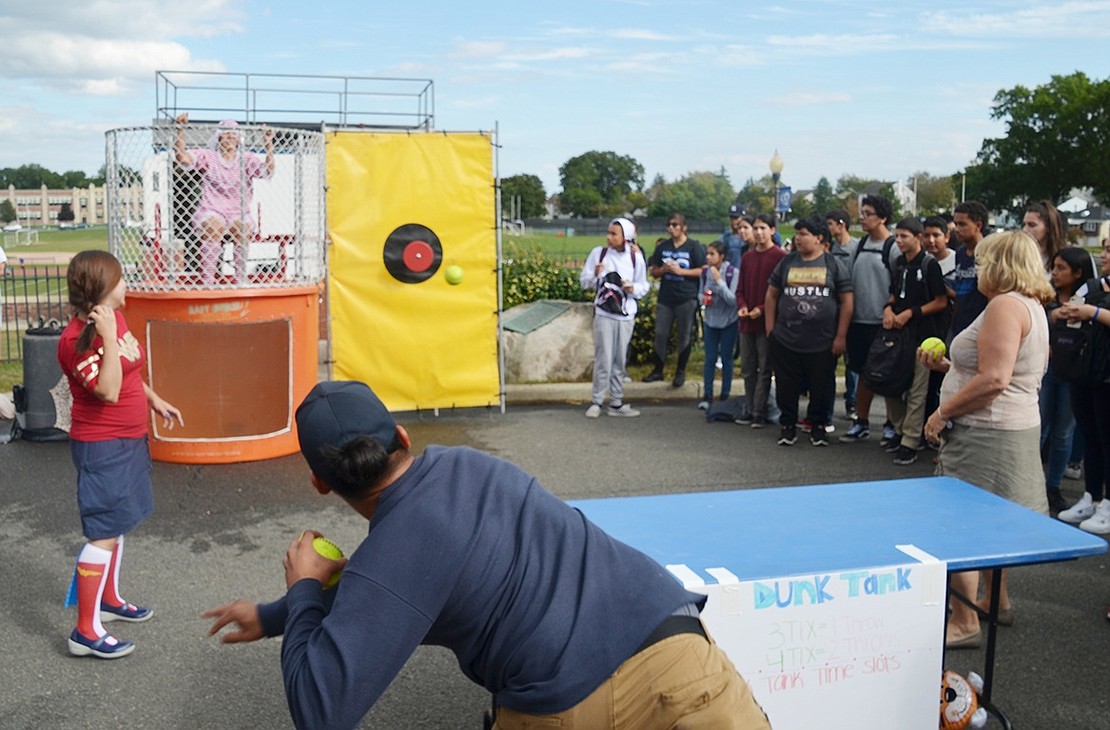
[1056,195,1110,246]
[1,184,140,228]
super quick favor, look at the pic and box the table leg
[945,571,1013,730]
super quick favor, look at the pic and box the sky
[2,0,1110,200]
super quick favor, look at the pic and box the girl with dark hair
[1023,200,1067,272]
[1056,238,1110,533]
[57,250,184,659]
[698,240,739,410]
[1042,247,1095,515]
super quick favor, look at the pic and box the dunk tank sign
[326,132,498,410]
[678,559,946,729]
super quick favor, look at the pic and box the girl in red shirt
[57,251,183,659]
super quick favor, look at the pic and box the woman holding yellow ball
[919,230,1053,649]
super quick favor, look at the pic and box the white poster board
[673,558,947,729]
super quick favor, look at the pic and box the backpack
[593,246,641,316]
[706,396,747,423]
[1049,276,1110,386]
[851,234,897,273]
[594,272,627,315]
[891,251,949,339]
[861,326,917,397]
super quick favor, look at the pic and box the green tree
[0,199,15,224]
[909,172,955,215]
[501,174,547,218]
[58,202,75,223]
[789,193,814,221]
[735,176,774,215]
[558,150,645,218]
[61,170,92,188]
[835,174,879,198]
[971,72,1110,211]
[837,175,903,223]
[646,170,734,221]
[811,177,837,217]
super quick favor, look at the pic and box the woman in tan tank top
[917,230,1053,649]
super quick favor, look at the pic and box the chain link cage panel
[105,123,326,291]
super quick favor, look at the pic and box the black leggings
[1070,381,1110,500]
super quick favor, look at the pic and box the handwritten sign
[675,560,946,729]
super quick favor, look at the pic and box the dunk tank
[106,71,503,463]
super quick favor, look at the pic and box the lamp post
[769,150,784,219]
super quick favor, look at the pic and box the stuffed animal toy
[940,670,988,729]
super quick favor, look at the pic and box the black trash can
[13,319,70,442]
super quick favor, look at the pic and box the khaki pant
[493,631,771,729]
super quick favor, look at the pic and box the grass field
[2,225,109,255]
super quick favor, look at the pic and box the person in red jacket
[57,250,183,659]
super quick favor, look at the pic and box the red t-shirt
[57,311,149,441]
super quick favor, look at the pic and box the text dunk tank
[103,71,502,464]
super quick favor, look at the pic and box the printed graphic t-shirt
[57,311,149,441]
[769,252,852,353]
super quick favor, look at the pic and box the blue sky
[2,1,1110,200]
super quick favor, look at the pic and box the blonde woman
[919,230,1053,649]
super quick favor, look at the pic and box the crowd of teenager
[580,197,1110,637]
[579,197,1110,524]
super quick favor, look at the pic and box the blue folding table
[572,476,1107,729]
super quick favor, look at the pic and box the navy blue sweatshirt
[259,446,700,729]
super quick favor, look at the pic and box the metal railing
[0,264,69,362]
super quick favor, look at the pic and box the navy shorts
[71,437,154,540]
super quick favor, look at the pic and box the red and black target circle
[383,223,442,283]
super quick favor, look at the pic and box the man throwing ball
[204,381,770,730]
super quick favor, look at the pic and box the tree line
[505,71,1107,222]
[0,164,106,190]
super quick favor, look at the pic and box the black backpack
[1050,276,1110,386]
[593,246,640,316]
[862,326,917,397]
[851,234,897,273]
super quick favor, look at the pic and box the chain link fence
[0,263,68,362]
[105,122,326,291]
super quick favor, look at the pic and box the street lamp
[769,150,784,218]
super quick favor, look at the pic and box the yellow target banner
[326,132,499,410]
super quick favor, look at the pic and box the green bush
[629,286,662,366]
[502,243,675,367]
[502,243,591,310]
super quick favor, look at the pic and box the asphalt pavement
[2,387,1108,729]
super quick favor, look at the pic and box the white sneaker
[697,400,709,410]
[608,403,641,417]
[1080,500,1110,534]
[1059,492,1095,524]
[585,404,601,419]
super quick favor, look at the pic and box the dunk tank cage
[105,71,502,463]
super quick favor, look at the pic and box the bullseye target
[383,223,442,283]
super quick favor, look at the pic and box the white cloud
[613,28,672,41]
[768,91,853,107]
[766,32,902,55]
[450,41,509,60]
[0,1,238,94]
[923,1,1110,38]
